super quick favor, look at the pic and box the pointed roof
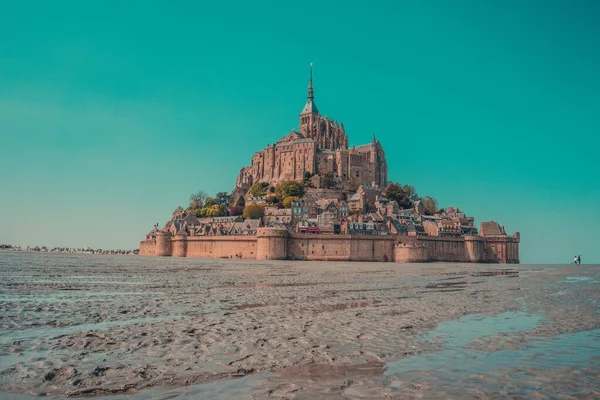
[278,130,305,143]
[300,63,319,115]
[182,214,200,226]
[480,221,505,237]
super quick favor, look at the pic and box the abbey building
[139,66,519,264]
[235,66,387,192]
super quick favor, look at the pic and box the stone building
[236,66,387,192]
[348,185,382,212]
[140,66,520,264]
[423,219,462,237]
[316,198,349,220]
[291,199,312,223]
[263,207,292,226]
[316,210,341,234]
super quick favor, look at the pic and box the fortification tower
[155,231,172,257]
[394,242,428,262]
[256,227,289,260]
[172,231,188,257]
[464,235,485,262]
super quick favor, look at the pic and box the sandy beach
[1,252,599,399]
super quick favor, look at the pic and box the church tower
[299,63,319,136]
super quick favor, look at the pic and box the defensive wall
[140,228,519,263]
[140,231,258,259]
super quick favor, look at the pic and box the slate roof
[389,219,406,233]
[300,98,319,115]
[367,212,384,222]
[214,216,243,223]
[480,221,504,236]
[229,219,261,235]
[182,214,201,226]
[353,143,374,151]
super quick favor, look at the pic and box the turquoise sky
[1,0,599,263]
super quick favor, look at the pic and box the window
[356,171,360,177]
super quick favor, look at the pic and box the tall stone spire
[308,62,314,100]
[300,63,319,116]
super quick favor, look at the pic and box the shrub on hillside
[276,181,304,199]
[249,182,269,197]
[243,204,264,219]
[283,196,299,208]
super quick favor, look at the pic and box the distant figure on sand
[577,255,581,265]
[573,255,578,265]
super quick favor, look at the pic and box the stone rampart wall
[185,236,258,259]
[483,236,520,263]
[397,236,469,262]
[287,234,395,261]
[139,240,156,256]
[139,229,518,263]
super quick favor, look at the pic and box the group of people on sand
[573,255,582,265]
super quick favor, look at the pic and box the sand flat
[0,252,599,399]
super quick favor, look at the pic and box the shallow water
[384,313,600,396]
[1,252,599,399]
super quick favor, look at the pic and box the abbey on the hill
[235,65,387,193]
[139,65,520,264]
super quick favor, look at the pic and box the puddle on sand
[563,276,600,283]
[470,269,519,277]
[275,361,384,381]
[110,373,269,400]
[518,267,556,278]
[384,311,600,396]
[415,311,542,353]
[0,373,269,400]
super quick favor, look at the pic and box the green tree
[249,182,269,197]
[385,182,420,209]
[172,206,184,218]
[194,208,208,218]
[303,171,312,184]
[283,196,299,208]
[266,196,280,206]
[243,204,264,219]
[404,185,419,203]
[206,204,227,217]
[421,196,438,216]
[189,191,207,209]
[321,172,335,189]
[276,181,304,199]
[204,197,217,207]
[215,192,230,205]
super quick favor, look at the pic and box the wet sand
[0,252,599,399]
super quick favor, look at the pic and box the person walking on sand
[573,255,578,265]
[577,255,581,265]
